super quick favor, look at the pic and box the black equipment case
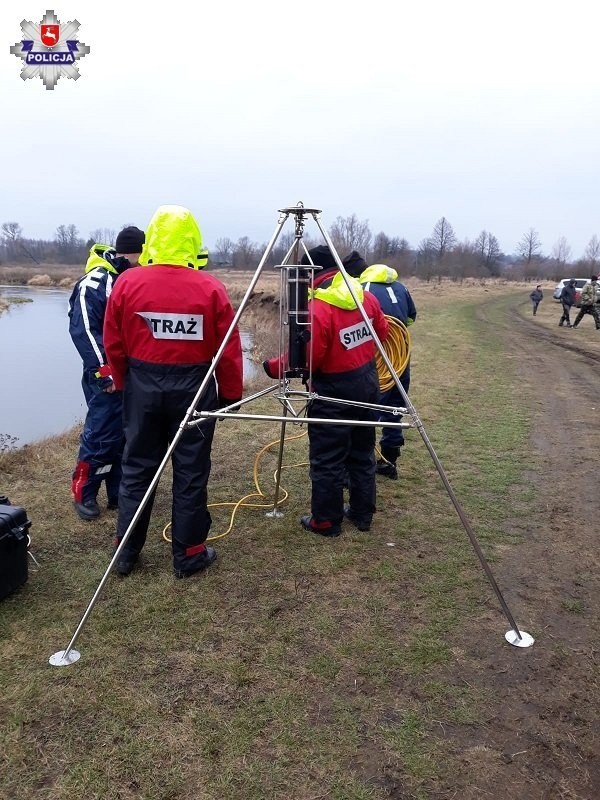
[0,503,31,601]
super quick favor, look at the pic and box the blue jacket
[68,245,129,387]
[359,265,417,325]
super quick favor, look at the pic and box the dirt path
[442,294,600,799]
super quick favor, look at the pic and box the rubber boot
[376,445,400,480]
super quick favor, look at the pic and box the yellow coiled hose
[376,316,411,391]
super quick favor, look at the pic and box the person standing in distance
[104,205,243,578]
[558,279,576,328]
[529,284,543,316]
[68,226,145,520]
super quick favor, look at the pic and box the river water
[0,285,256,447]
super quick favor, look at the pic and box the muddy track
[506,300,600,364]
[439,293,600,800]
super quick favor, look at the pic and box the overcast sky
[2,0,599,258]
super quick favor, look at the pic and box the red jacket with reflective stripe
[103,264,243,398]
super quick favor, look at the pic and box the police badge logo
[10,9,90,90]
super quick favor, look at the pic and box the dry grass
[0,263,80,287]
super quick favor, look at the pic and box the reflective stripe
[72,460,90,502]
[78,280,104,366]
[95,464,112,475]
[386,286,398,304]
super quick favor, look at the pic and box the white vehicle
[552,278,588,301]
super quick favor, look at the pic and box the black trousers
[117,360,217,571]
[308,363,379,527]
[559,302,573,326]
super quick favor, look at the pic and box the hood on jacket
[359,264,399,285]
[84,244,119,275]
[144,205,208,269]
[311,271,364,310]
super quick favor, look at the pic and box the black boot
[174,546,218,578]
[376,446,400,480]
[73,499,100,520]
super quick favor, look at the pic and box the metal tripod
[50,203,532,666]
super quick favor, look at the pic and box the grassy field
[0,282,535,799]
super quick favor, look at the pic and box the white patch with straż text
[339,318,374,350]
[137,312,204,340]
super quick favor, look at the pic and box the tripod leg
[266,404,288,518]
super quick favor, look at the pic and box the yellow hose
[376,316,411,391]
[162,431,308,544]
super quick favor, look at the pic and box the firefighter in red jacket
[265,245,389,536]
[104,205,243,577]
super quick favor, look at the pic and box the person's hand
[215,396,242,421]
[104,382,116,393]
[263,360,275,379]
[217,396,242,412]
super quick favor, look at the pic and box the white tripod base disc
[265,508,284,518]
[505,629,534,648]
[49,649,81,666]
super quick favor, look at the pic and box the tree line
[3,217,600,281]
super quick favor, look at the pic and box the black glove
[263,360,275,379]
[217,396,242,413]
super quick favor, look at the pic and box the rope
[375,316,411,391]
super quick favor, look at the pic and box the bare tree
[329,214,372,256]
[372,231,391,262]
[427,217,457,262]
[551,236,572,268]
[1,222,22,262]
[474,230,502,275]
[232,236,257,269]
[89,228,116,246]
[584,235,600,265]
[1,221,41,264]
[55,224,84,264]
[388,237,410,257]
[448,240,480,281]
[213,237,234,265]
[415,238,436,281]
[517,228,543,264]
[1,222,22,242]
